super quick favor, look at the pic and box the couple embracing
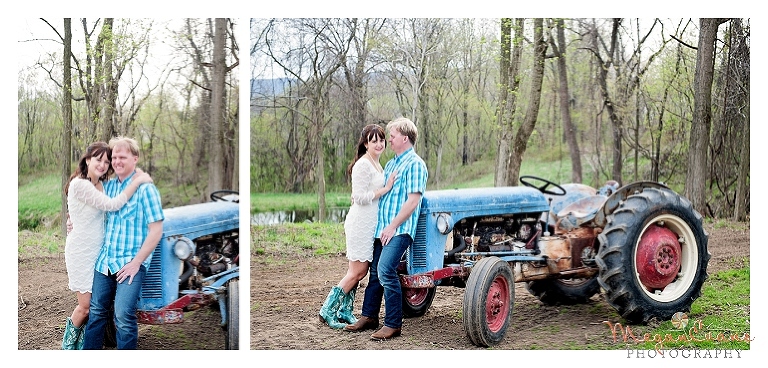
[318,117,428,341]
[62,137,164,350]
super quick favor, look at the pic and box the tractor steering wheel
[210,190,239,203]
[519,175,567,196]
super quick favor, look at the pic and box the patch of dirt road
[17,253,226,350]
[16,222,749,351]
[250,222,749,350]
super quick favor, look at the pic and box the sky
[16,18,197,105]
[3,2,766,364]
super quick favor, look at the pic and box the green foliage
[250,113,294,193]
[251,223,345,257]
[19,19,240,216]
[18,173,63,230]
[707,218,749,231]
[17,170,213,231]
[626,266,751,351]
[17,71,64,173]
[251,192,350,213]
[18,229,65,257]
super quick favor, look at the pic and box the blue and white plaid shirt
[375,147,428,239]
[94,171,164,275]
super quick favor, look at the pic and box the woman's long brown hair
[63,142,114,195]
[347,124,386,179]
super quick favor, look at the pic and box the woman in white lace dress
[61,142,152,349]
[319,124,397,329]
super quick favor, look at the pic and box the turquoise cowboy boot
[336,288,358,324]
[318,286,346,329]
[74,317,87,350]
[61,317,82,350]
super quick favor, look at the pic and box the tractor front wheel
[225,279,239,349]
[462,257,514,347]
[596,187,710,324]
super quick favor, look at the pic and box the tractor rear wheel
[596,187,709,324]
[525,277,599,305]
[463,257,514,347]
[401,286,436,317]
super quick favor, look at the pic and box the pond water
[251,207,348,225]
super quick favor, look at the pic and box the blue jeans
[82,266,145,349]
[361,235,411,329]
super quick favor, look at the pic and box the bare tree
[586,19,623,183]
[731,19,750,221]
[208,18,228,193]
[505,18,548,185]
[259,18,354,220]
[494,18,524,186]
[384,18,445,162]
[176,18,239,198]
[686,18,728,215]
[707,19,749,219]
[335,18,387,183]
[61,18,73,235]
[551,18,582,183]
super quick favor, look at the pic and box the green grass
[18,229,65,257]
[17,171,216,231]
[707,217,750,231]
[251,222,345,258]
[609,265,750,352]
[18,173,63,230]
[251,192,351,213]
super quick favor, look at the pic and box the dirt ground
[250,222,750,350]
[16,221,748,350]
[17,252,226,350]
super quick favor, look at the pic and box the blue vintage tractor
[397,176,710,347]
[136,190,239,349]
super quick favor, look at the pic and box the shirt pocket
[118,199,138,220]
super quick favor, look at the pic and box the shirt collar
[117,171,136,184]
[394,147,414,161]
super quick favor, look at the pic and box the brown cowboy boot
[370,325,402,341]
[343,315,378,332]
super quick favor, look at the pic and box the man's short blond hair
[387,117,418,145]
[109,136,140,157]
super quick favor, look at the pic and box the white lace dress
[344,158,385,262]
[65,177,128,293]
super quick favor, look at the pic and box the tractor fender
[593,181,670,228]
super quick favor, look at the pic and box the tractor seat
[554,195,608,232]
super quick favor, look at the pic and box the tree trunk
[733,99,749,221]
[99,19,116,141]
[554,19,582,183]
[607,19,623,183]
[61,18,73,236]
[494,18,512,186]
[686,18,726,215]
[314,100,327,222]
[506,18,547,185]
[495,18,523,186]
[208,18,227,194]
[731,19,749,221]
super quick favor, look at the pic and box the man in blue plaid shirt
[344,117,427,341]
[82,137,164,349]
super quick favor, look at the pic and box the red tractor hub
[636,224,681,290]
[485,275,510,332]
